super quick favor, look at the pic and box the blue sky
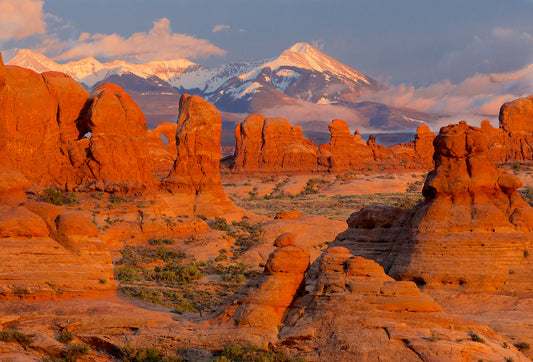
[2,0,533,87]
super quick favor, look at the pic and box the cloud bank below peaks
[362,63,533,126]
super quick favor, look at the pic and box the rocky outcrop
[69,83,154,189]
[317,119,374,171]
[163,95,245,219]
[0,53,155,191]
[233,114,318,172]
[232,116,435,173]
[205,233,310,344]
[200,245,525,361]
[0,173,116,300]
[336,121,533,290]
[164,95,225,194]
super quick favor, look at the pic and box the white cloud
[212,24,230,33]
[0,0,46,40]
[54,18,226,61]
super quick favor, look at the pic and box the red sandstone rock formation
[0,172,116,300]
[200,244,524,360]
[337,121,533,290]
[164,94,225,194]
[206,233,309,344]
[317,119,374,171]
[0,52,156,190]
[70,83,154,189]
[163,94,245,218]
[232,115,435,173]
[147,122,178,177]
[233,114,318,172]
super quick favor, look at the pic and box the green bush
[469,332,485,344]
[118,266,142,282]
[213,217,230,231]
[41,188,79,206]
[0,330,33,347]
[57,330,74,344]
[216,344,295,362]
[62,343,89,360]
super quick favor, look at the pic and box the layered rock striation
[336,121,533,290]
[199,243,525,361]
[0,173,116,300]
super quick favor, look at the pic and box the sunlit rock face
[0,52,155,191]
[336,121,533,291]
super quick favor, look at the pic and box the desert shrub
[176,263,203,283]
[117,266,142,282]
[469,332,485,343]
[513,341,530,350]
[395,195,422,209]
[0,330,33,347]
[301,178,328,195]
[512,161,522,170]
[41,188,79,206]
[62,343,89,361]
[148,238,174,246]
[57,330,74,344]
[120,345,168,362]
[216,344,294,362]
[212,216,230,231]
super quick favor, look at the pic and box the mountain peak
[288,42,314,54]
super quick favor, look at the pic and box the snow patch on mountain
[6,49,196,87]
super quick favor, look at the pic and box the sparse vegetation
[41,188,79,206]
[120,344,182,362]
[0,330,33,347]
[214,344,303,362]
[57,330,74,344]
[513,341,530,351]
[469,332,485,344]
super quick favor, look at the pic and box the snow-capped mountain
[170,42,384,112]
[6,49,196,87]
[4,44,439,131]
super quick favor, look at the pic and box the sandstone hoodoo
[206,233,310,344]
[233,114,318,172]
[317,119,374,171]
[337,121,533,290]
[163,94,244,218]
[165,94,225,194]
[70,82,154,189]
[232,114,436,173]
